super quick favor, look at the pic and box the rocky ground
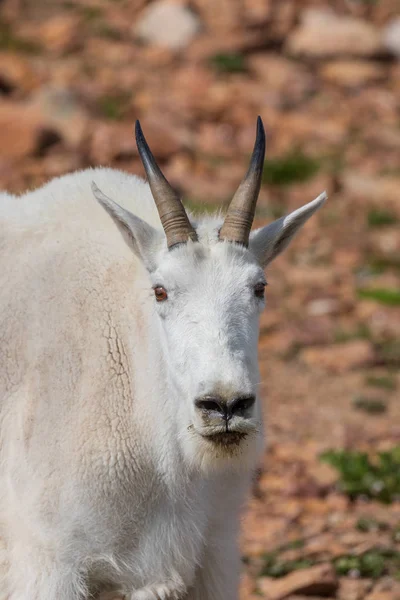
[1,0,399,598]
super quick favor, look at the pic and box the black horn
[219,116,266,246]
[135,120,198,248]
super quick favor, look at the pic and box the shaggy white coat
[0,168,326,600]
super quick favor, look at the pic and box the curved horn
[135,120,198,248]
[219,116,266,247]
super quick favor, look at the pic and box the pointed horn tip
[256,115,265,136]
[317,190,328,204]
[135,119,143,143]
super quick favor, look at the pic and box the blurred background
[0,0,399,598]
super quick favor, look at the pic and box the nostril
[229,395,256,416]
[195,397,225,414]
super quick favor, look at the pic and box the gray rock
[134,1,201,50]
[286,8,382,58]
[383,17,400,58]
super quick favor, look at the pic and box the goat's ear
[249,192,327,267]
[92,182,164,272]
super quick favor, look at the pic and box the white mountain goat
[0,117,326,600]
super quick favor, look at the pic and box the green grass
[352,396,387,415]
[334,549,400,579]
[366,375,397,391]
[367,209,398,228]
[209,52,246,74]
[356,517,389,533]
[97,93,131,120]
[254,532,400,583]
[357,288,400,306]
[320,447,400,503]
[262,151,320,186]
[260,552,314,578]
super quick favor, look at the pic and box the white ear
[92,181,164,272]
[249,192,327,267]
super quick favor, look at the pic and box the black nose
[195,395,255,420]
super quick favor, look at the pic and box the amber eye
[154,286,168,302]
[254,282,266,299]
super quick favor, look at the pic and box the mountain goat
[0,117,326,600]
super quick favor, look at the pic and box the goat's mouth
[201,431,248,447]
[188,420,258,449]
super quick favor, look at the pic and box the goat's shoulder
[1,167,161,231]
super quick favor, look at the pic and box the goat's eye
[154,286,168,302]
[254,282,266,299]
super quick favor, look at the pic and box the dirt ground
[0,0,399,598]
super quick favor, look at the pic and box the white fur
[0,167,326,600]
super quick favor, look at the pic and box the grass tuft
[320,447,400,503]
[97,92,131,120]
[260,553,315,578]
[352,396,387,415]
[209,52,246,74]
[262,151,320,186]
[367,209,398,228]
[356,517,389,533]
[357,288,400,306]
[334,549,400,579]
[366,375,397,391]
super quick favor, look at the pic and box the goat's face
[149,238,265,469]
[93,117,327,471]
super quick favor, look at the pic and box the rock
[286,9,382,58]
[338,577,373,600]
[306,298,341,317]
[196,121,237,157]
[243,0,271,25]
[0,52,41,94]
[248,54,315,108]
[368,306,400,341]
[89,121,138,164]
[29,86,88,149]
[299,340,375,373]
[136,115,185,158]
[134,1,201,50]
[366,578,400,598]
[367,228,400,261]
[383,17,400,58]
[320,60,385,88]
[366,593,400,600]
[191,0,242,32]
[38,14,81,54]
[268,0,298,40]
[187,29,263,61]
[341,173,400,215]
[85,39,137,67]
[308,462,338,491]
[258,563,338,600]
[0,101,42,160]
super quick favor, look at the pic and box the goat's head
[92,118,326,471]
